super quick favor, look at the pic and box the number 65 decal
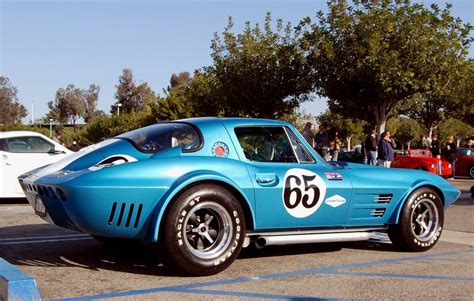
[282,168,326,218]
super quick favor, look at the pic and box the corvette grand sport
[19,118,460,275]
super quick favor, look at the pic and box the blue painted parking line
[0,258,42,301]
[53,248,474,301]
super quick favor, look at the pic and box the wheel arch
[388,183,445,225]
[145,172,255,242]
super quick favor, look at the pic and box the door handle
[256,173,278,185]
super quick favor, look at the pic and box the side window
[6,137,53,153]
[0,139,8,151]
[285,127,315,163]
[235,127,297,163]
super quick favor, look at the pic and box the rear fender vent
[108,202,143,228]
[375,194,392,204]
[371,208,386,217]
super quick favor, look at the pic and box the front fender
[388,178,460,224]
[145,170,255,242]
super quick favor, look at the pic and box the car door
[231,125,353,230]
[1,136,67,197]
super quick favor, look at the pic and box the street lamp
[49,119,53,138]
[116,103,122,116]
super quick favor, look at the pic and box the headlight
[430,164,435,169]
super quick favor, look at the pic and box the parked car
[392,149,453,177]
[0,131,73,198]
[454,148,474,178]
[19,118,460,275]
[338,149,365,164]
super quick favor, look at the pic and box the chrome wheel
[410,198,439,242]
[469,166,474,178]
[183,201,233,259]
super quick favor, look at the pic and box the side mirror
[48,145,65,154]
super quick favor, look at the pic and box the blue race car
[19,118,460,275]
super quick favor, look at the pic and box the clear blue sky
[1,0,473,123]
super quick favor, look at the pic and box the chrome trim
[255,232,372,249]
[247,226,387,237]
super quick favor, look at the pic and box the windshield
[117,122,202,153]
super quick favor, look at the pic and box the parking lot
[1,178,473,300]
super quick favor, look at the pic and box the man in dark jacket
[364,129,377,165]
[377,131,394,168]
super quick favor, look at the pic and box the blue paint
[53,248,473,301]
[0,258,42,301]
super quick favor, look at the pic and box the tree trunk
[346,136,352,151]
[373,102,388,139]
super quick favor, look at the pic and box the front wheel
[469,165,474,179]
[163,184,245,275]
[388,188,444,252]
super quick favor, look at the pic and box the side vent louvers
[371,208,386,217]
[108,202,143,228]
[375,194,392,204]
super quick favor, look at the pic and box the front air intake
[108,202,143,228]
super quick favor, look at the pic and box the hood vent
[375,194,392,204]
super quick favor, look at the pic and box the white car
[0,131,73,198]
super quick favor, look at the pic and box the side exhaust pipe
[255,232,372,249]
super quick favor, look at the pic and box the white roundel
[282,168,326,218]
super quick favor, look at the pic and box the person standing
[416,135,429,149]
[430,134,441,157]
[377,131,394,168]
[53,129,63,145]
[364,129,378,165]
[442,136,457,163]
[301,122,314,148]
[314,124,329,160]
[328,128,341,161]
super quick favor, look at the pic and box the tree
[387,116,422,150]
[438,118,474,147]
[0,76,27,124]
[205,13,313,118]
[113,69,156,114]
[84,84,100,123]
[302,1,472,137]
[317,110,367,149]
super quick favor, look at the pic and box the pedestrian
[328,128,341,161]
[301,122,314,148]
[314,124,329,160]
[416,135,429,149]
[430,134,441,157]
[364,129,378,165]
[53,129,63,145]
[377,131,394,168]
[465,136,473,150]
[442,136,457,163]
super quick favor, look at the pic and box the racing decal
[324,194,346,208]
[211,142,229,157]
[282,168,326,218]
[325,172,343,181]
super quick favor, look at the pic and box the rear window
[117,123,202,153]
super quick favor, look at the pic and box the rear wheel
[388,188,444,252]
[469,165,474,179]
[163,184,245,275]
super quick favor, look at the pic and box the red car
[454,148,474,178]
[392,149,452,177]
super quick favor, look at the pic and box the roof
[0,131,47,139]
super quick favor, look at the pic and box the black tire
[388,188,444,252]
[163,184,245,276]
[469,165,474,179]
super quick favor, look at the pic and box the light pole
[117,103,122,116]
[49,119,53,138]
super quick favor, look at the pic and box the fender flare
[145,170,255,242]
[388,180,445,224]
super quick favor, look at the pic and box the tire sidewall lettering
[409,191,442,247]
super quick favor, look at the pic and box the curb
[0,258,41,301]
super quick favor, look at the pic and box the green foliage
[437,118,474,144]
[198,13,313,118]
[387,116,422,149]
[302,1,473,137]
[84,84,100,123]
[317,110,367,148]
[0,76,27,124]
[113,69,156,114]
